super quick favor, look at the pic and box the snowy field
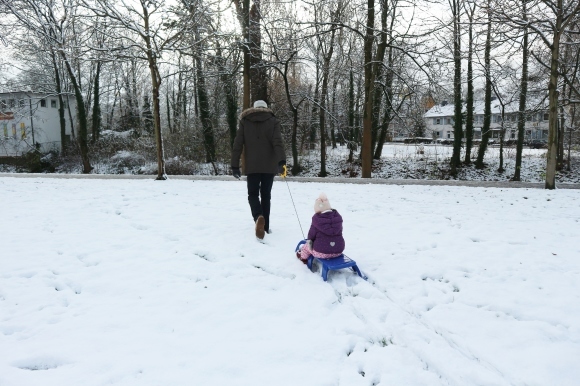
[1,176,579,386]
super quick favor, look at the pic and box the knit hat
[314,192,332,213]
[253,100,268,108]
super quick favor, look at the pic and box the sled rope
[284,177,305,239]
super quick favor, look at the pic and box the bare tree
[475,0,493,169]
[463,0,476,164]
[496,0,580,188]
[84,0,188,180]
[449,0,464,175]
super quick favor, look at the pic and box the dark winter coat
[307,210,345,255]
[231,107,286,175]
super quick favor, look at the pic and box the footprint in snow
[13,356,68,371]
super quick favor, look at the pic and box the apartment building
[0,91,76,157]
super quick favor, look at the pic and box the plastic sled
[295,240,367,282]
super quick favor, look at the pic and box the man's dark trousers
[247,173,275,232]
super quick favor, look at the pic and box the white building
[424,98,549,142]
[0,91,76,157]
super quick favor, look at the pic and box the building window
[40,99,46,108]
[2,123,7,137]
[9,99,16,108]
[19,99,25,108]
[435,131,440,137]
[0,100,6,110]
[447,132,451,139]
[12,123,16,138]
[51,100,57,108]
[20,122,26,139]
[435,118,441,125]
[543,113,549,121]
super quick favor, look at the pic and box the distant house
[0,91,76,157]
[423,98,549,142]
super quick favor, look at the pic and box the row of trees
[446,0,580,188]
[0,0,578,188]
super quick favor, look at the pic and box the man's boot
[255,215,266,239]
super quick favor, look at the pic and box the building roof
[424,97,548,118]
[0,91,74,97]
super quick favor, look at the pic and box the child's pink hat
[314,192,332,213]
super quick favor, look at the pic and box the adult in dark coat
[231,100,286,239]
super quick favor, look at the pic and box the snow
[1,176,579,386]
[297,144,580,184]
[424,98,548,117]
[2,143,578,185]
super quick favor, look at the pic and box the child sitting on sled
[296,193,345,263]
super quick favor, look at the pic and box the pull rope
[283,175,305,239]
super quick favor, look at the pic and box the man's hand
[278,164,287,178]
[232,167,241,179]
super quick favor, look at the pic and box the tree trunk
[166,93,172,134]
[375,101,392,159]
[513,1,528,181]
[545,5,562,189]
[330,78,338,149]
[450,0,463,175]
[249,2,267,102]
[144,24,166,180]
[568,104,575,171]
[279,52,302,175]
[498,106,506,172]
[51,50,68,157]
[374,42,394,159]
[60,53,92,173]
[348,70,356,163]
[558,103,565,170]
[464,7,475,164]
[91,61,102,143]
[362,0,375,178]
[216,44,238,150]
[311,72,320,147]
[319,71,329,177]
[319,46,335,177]
[371,0,389,157]
[475,5,492,169]
[195,43,216,163]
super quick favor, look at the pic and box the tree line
[0,0,578,188]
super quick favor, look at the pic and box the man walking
[231,100,286,239]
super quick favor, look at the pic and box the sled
[295,240,367,282]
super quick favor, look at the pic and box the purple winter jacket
[308,209,345,255]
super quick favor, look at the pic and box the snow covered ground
[1,176,579,386]
[3,143,578,184]
[297,144,580,184]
